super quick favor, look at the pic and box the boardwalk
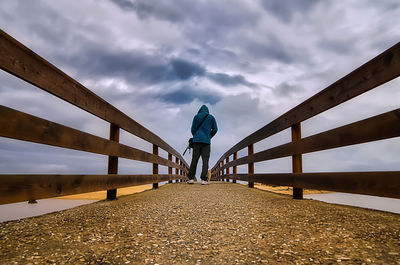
[1,183,399,264]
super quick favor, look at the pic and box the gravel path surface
[1,182,399,264]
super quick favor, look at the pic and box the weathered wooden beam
[0,29,187,167]
[153,144,159,189]
[0,174,184,205]
[220,172,400,199]
[107,123,120,200]
[221,108,400,170]
[168,153,173,183]
[213,42,400,170]
[175,157,179,183]
[0,105,184,170]
[225,157,230,182]
[248,144,254,188]
[291,123,303,199]
[232,152,237,183]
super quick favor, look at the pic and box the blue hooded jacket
[191,105,218,144]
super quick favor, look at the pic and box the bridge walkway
[1,182,399,264]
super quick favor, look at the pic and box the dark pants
[188,143,210,181]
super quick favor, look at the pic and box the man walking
[188,105,218,185]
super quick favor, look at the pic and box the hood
[198,105,209,114]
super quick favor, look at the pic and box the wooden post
[168,153,173,183]
[219,162,224,181]
[220,162,223,181]
[175,157,179,183]
[107,123,119,200]
[248,144,254,188]
[153,144,159,189]
[180,160,183,178]
[180,159,182,183]
[181,161,183,176]
[218,163,220,178]
[179,160,183,181]
[292,123,303,199]
[222,159,225,181]
[233,152,237,183]
[226,157,230,182]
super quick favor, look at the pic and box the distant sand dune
[54,185,152,200]
[54,183,328,200]
[253,183,331,195]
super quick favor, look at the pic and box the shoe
[188,179,195,184]
[201,180,209,185]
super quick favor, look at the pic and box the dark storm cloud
[57,39,256,89]
[171,59,206,80]
[83,48,171,84]
[274,82,303,97]
[59,42,207,85]
[106,0,264,74]
[182,45,257,73]
[109,0,135,10]
[186,48,201,56]
[260,0,319,22]
[157,86,221,105]
[318,39,354,54]
[244,34,293,64]
[110,0,184,22]
[207,73,256,87]
[109,0,260,42]
[108,0,308,68]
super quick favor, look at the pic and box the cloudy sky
[1,0,399,176]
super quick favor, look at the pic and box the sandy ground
[53,183,327,201]
[253,183,331,195]
[53,185,152,200]
[1,182,399,264]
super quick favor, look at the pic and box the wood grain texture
[220,109,400,170]
[153,145,159,189]
[0,174,186,204]
[107,123,120,200]
[0,105,184,170]
[291,123,303,199]
[212,172,400,199]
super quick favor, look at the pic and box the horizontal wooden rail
[219,108,400,171]
[0,105,184,170]
[0,29,187,167]
[213,172,400,199]
[0,174,187,205]
[213,41,400,170]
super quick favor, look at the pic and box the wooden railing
[0,29,188,205]
[211,42,400,200]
